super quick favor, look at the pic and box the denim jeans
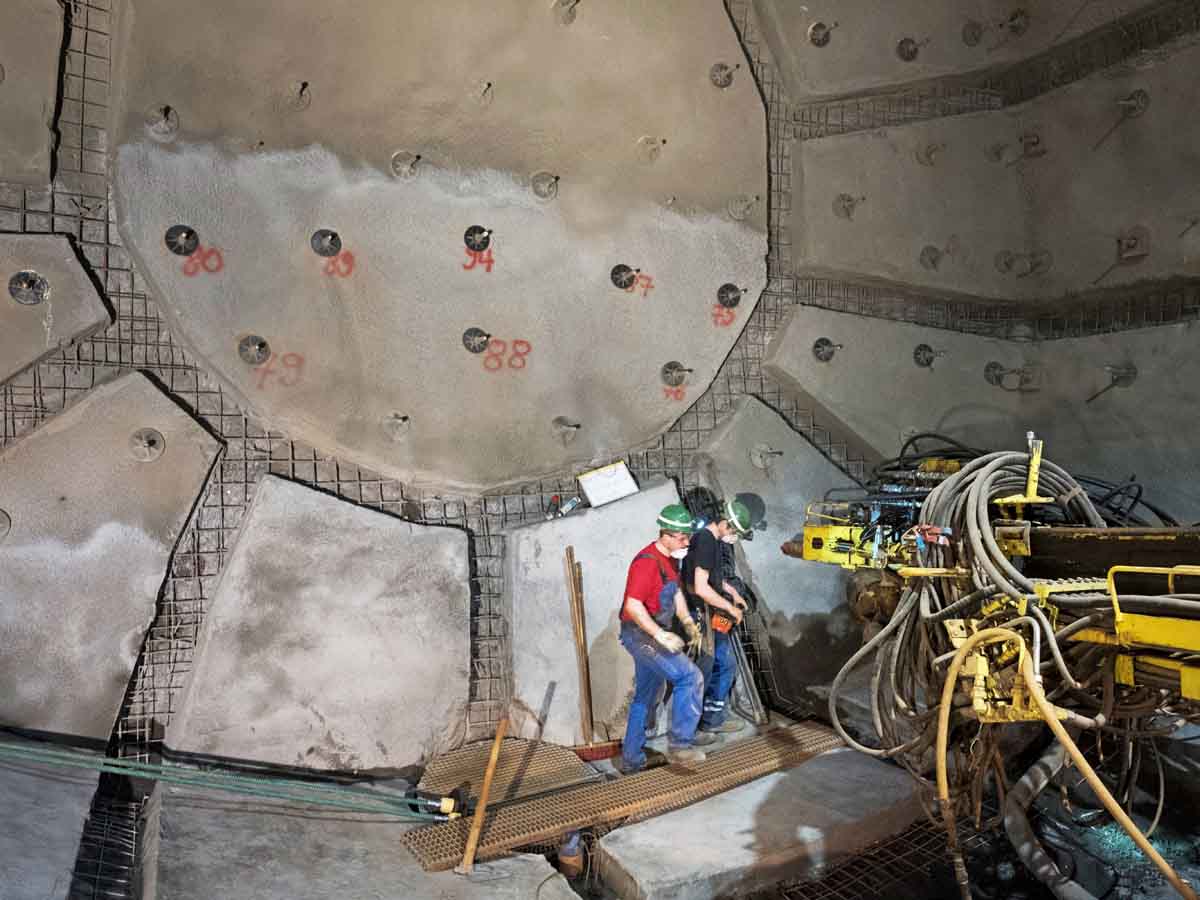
[619,624,703,769]
[698,629,735,729]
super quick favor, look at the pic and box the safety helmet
[656,504,696,533]
[722,498,752,535]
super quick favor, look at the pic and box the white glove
[654,630,685,654]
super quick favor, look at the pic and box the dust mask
[721,534,739,545]
[670,548,688,559]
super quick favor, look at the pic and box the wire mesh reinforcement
[400,722,843,871]
[417,738,600,805]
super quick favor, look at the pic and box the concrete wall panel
[1,235,111,386]
[0,1,62,185]
[0,372,221,741]
[166,476,471,772]
[755,0,1158,101]
[505,479,680,746]
[765,305,1200,521]
[108,0,768,491]
[793,42,1200,299]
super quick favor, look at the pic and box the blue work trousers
[619,625,703,769]
[698,629,736,729]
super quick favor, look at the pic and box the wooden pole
[455,716,509,876]
[564,547,594,745]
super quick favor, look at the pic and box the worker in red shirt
[617,504,714,774]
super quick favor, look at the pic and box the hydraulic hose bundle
[826,447,1200,900]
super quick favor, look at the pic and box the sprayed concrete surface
[108,0,768,491]
[0,372,221,740]
[696,397,861,691]
[0,737,99,900]
[596,748,922,900]
[755,0,1158,101]
[0,0,62,186]
[166,476,470,772]
[765,306,1200,521]
[140,785,580,900]
[1,234,111,385]
[506,480,680,746]
[793,42,1200,299]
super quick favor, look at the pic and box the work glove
[681,617,703,659]
[654,630,685,654]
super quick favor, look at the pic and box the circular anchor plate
[611,264,636,290]
[0,508,10,541]
[812,337,838,362]
[129,428,166,462]
[462,327,491,353]
[238,335,271,365]
[311,229,342,257]
[8,270,50,305]
[660,361,689,387]
[913,344,937,368]
[717,283,742,308]
[896,37,920,62]
[709,62,735,89]
[464,226,491,252]
[165,225,199,256]
[984,361,1007,386]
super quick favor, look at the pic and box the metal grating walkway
[417,738,599,805]
[401,722,843,871]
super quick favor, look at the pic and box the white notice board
[577,461,639,508]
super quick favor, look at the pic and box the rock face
[0,1,63,185]
[595,748,924,900]
[695,397,860,694]
[0,372,221,741]
[139,785,582,900]
[108,0,768,490]
[1,235,111,386]
[505,479,681,746]
[0,738,100,900]
[166,475,471,772]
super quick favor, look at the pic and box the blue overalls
[619,554,704,771]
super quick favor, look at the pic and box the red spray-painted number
[711,304,736,327]
[463,248,495,272]
[323,250,355,277]
[663,385,686,402]
[253,352,306,389]
[625,273,655,297]
[182,246,224,277]
[483,338,531,372]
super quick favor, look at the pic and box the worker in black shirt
[682,498,752,734]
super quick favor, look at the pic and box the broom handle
[574,560,595,745]
[456,716,508,875]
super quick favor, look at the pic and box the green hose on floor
[0,740,442,822]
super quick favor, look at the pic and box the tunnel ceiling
[108,0,768,491]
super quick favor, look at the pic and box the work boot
[700,718,746,735]
[613,756,643,776]
[691,730,720,746]
[666,745,707,765]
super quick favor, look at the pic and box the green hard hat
[723,498,752,534]
[656,504,695,533]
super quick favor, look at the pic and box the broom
[564,547,621,762]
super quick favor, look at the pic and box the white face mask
[670,548,688,559]
[721,534,739,545]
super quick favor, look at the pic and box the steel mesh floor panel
[417,738,599,805]
[400,722,843,871]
